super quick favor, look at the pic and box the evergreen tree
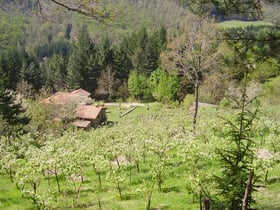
[45,54,67,91]
[130,27,149,74]
[214,75,259,209]
[66,26,100,94]
[143,26,167,76]
[0,49,22,90]
[98,36,113,69]
[129,26,167,76]
[66,47,83,90]
[0,87,30,141]
[20,52,42,91]
[112,37,133,82]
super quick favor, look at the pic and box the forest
[0,0,280,209]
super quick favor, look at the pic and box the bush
[219,97,231,107]
[263,76,280,98]
[198,72,227,104]
[183,94,194,108]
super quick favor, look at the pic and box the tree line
[0,24,169,100]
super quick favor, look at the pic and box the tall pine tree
[0,87,30,141]
[67,26,100,94]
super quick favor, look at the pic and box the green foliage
[262,76,280,103]
[0,88,30,139]
[183,94,194,108]
[149,69,179,103]
[219,97,231,107]
[34,40,69,61]
[129,26,167,76]
[0,49,42,92]
[0,49,22,90]
[214,77,260,209]
[0,100,279,209]
[45,54,67,92]
[221,24,280,82]
[66,26,100,93]
[217,20,274,29]
[20,52,42,91]
[180,0,265,19]
[0,11,26,51]
[127,71,152,101]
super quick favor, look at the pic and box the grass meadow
[0,101,279,210]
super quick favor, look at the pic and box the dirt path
[104,102,146,108]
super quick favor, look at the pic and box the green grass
[0,102,279,209]
[105,102,162,123]
[0,172,34,209]
[217,20,274,29]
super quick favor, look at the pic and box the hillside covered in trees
[0,0,280,209]
[0,0,278,102]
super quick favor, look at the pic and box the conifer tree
[66,26,100,94]
[20,52,42,91]
[215,75,259,209]
[45,54,67,91]
[0,87,30,141]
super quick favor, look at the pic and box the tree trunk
[146,182,155,210]
[55,170,61,192]
[136,161,140,173]
[204,197,210,210]
[117,181,122,198]
[242,170,254,210]
[9,166,13,182]
[97,171,102,189]
[193,80,199,132]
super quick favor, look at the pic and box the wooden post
[242,170,254,210]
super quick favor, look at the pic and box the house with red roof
[72,105,107,129]
[42,89,106,128]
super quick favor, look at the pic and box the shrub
[183,94,194,108]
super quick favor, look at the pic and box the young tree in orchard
[161,13,219,132]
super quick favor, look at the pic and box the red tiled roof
[42,92,79,105]
[75,105,103,120]
[71,88,91,97]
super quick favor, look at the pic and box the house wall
[91,110,107,127]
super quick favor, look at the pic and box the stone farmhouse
[42,88,107,129]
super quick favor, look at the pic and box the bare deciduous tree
[161,13,219,132]
[97,66,120,101]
